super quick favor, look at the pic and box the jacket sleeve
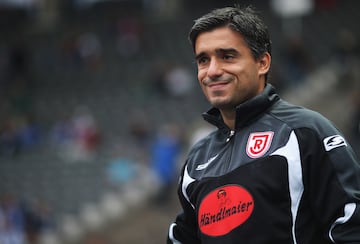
[297,125,360,243]
[167,164,200,244]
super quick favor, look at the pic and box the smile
[207,82,229,89]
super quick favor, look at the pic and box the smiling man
[195,26,270,129]
[167,6,360,244]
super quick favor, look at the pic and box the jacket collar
[202,83,280,133]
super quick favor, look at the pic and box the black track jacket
[168,84,360,244]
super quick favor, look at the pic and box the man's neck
[220,109,236,130]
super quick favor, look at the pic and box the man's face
[194,27,270,111]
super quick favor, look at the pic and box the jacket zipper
[226,130,235,142]
[225,130,235,172]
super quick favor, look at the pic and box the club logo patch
[198,185,254,237]
[323,135,347,151]
[246,131,274,158]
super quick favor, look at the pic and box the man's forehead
[194,28,247,54]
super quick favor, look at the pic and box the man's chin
[210,99,234,110]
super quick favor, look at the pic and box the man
[167,5,360,244]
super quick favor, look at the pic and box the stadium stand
[0,0,359,243]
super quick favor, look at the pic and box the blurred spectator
[0,194,55,244]
[163,64,195,98]
[17,114,42,152]
[332,29,360,89]
[0,39,38,157]
[270,0,313,39]
[60,33,82,69]
[148,61,195,99]
[51,105,101,162]
[116,16,143,58]
[150,123,183,204]
[280,37,313,88]
[149,60,169,97]
[271,0,314,19]
[50,113,74,150]
[105,143,139,191]
[22,198,55,244]
[77,32,103,71]
[0,193,26,244]
[106,157,138,190]
[0,118,21,157]
[60,31,103,72]
[68,105,101,162]
[128,110,152,153]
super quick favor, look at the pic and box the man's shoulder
[270,99,338,135]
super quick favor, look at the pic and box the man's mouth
[207,81,229,89]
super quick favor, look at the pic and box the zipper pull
[226,130,235,142]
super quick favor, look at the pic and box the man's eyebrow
[216,48,239,55]
[195,48,239,59]
[195,52,207,61]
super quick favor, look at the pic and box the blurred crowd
[0,0,359,243]
[0,193,55,244]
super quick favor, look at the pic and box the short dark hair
[189,6,272,61]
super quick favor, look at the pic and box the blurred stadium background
[0,0,359,243]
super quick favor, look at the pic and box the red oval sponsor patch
[198,185,254,236]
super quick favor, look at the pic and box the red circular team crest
[198,185,254,236]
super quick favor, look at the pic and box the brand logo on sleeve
[196,154,219,170]
[246,131,274,158]
[198,185,254,236]
[323,135,347,151]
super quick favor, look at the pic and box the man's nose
[207,59,223,78]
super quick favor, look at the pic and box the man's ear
[258,52,271,76]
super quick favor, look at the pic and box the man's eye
[223,55,234,60]
[197,57,208,65]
